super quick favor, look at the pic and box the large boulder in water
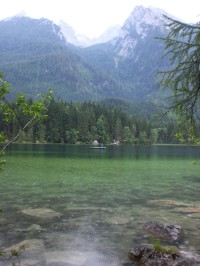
[143,221,182,242]
[129,244,200,266]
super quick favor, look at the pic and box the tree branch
[1,114,36,152]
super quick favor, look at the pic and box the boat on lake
[90,143,106,149]
[90,146,107,149]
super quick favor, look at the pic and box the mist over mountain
[0,5,174,112]
[59,20,120,47]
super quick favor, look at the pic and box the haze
[0,0,199,38]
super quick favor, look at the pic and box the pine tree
[159,17,200,128]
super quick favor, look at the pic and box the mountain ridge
[78,5,170,101]
[0,5,174,111]
[59,20,121,47]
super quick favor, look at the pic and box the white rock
[21,208,62,219]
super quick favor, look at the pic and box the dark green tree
[66,128,79,144]
[159,17,200,140]
[123,126,132,144]
[96,115,109,144]
[0,72,52,170]
[45,99,66,143]
[114,117,122,142]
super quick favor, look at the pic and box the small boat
[90,146,107,149]
[90,143,106,149]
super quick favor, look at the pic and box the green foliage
[175,125,200,144]
[0,73,186,146]
[152,239,179,255]
[0,72,52,172]
[0,251,5,257]
[0,158,6,173]
[66,129,79,144]
[0,243,28,263]
[0,72,11,95]
[159,17,200,140]
[0,132,6,143]
[0,98,181,145]
[0,72,40,263]
[10,244,28,258]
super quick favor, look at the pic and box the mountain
[0,16,121,101]
[59,20,120,47]
[59,20,82,46]
[0,6,173,109]
[59,20,91,47]
[79,6,170,101]
[91,25,121,46]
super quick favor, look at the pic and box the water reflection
[7,143,200,160]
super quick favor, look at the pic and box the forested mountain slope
[0,16,120,101]
[0,6,171,112]
[78,6,170,101]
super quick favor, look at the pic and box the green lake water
[0,144,200,265]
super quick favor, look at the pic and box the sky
[0,0,199,38]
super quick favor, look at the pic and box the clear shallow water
[0,144,200,265]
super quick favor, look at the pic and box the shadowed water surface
[0,144,200,265]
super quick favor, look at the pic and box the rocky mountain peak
[114,6,170,58]
[59,20,88,46]
[120,5,168,38]
[128,6,167,26]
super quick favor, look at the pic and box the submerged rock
[21,208,62,219]
[129,221,200,265]
[143,221,182,242]
[46,250,121,266]
[129,244,154,259]
[148,199,192,208]
[2,239,46,266]
[178,207,200,213]
[129,243,179,265]
[129,244,200,266]
[104,216,131,225]
[25,224,44,232]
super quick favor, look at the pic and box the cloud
[0,0,199,38]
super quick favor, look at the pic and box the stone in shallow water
[24,224,44,232]
[47,263,76,266]
[46,250,121,266]
[129,244,200,266]
[178,207,200,213]
[143,221,182,242]
[2,239,46,266]
[21,208,62,219]
[104,216,131,225]
[148,199,192,208]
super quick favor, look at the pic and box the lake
[0,144,200,265]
